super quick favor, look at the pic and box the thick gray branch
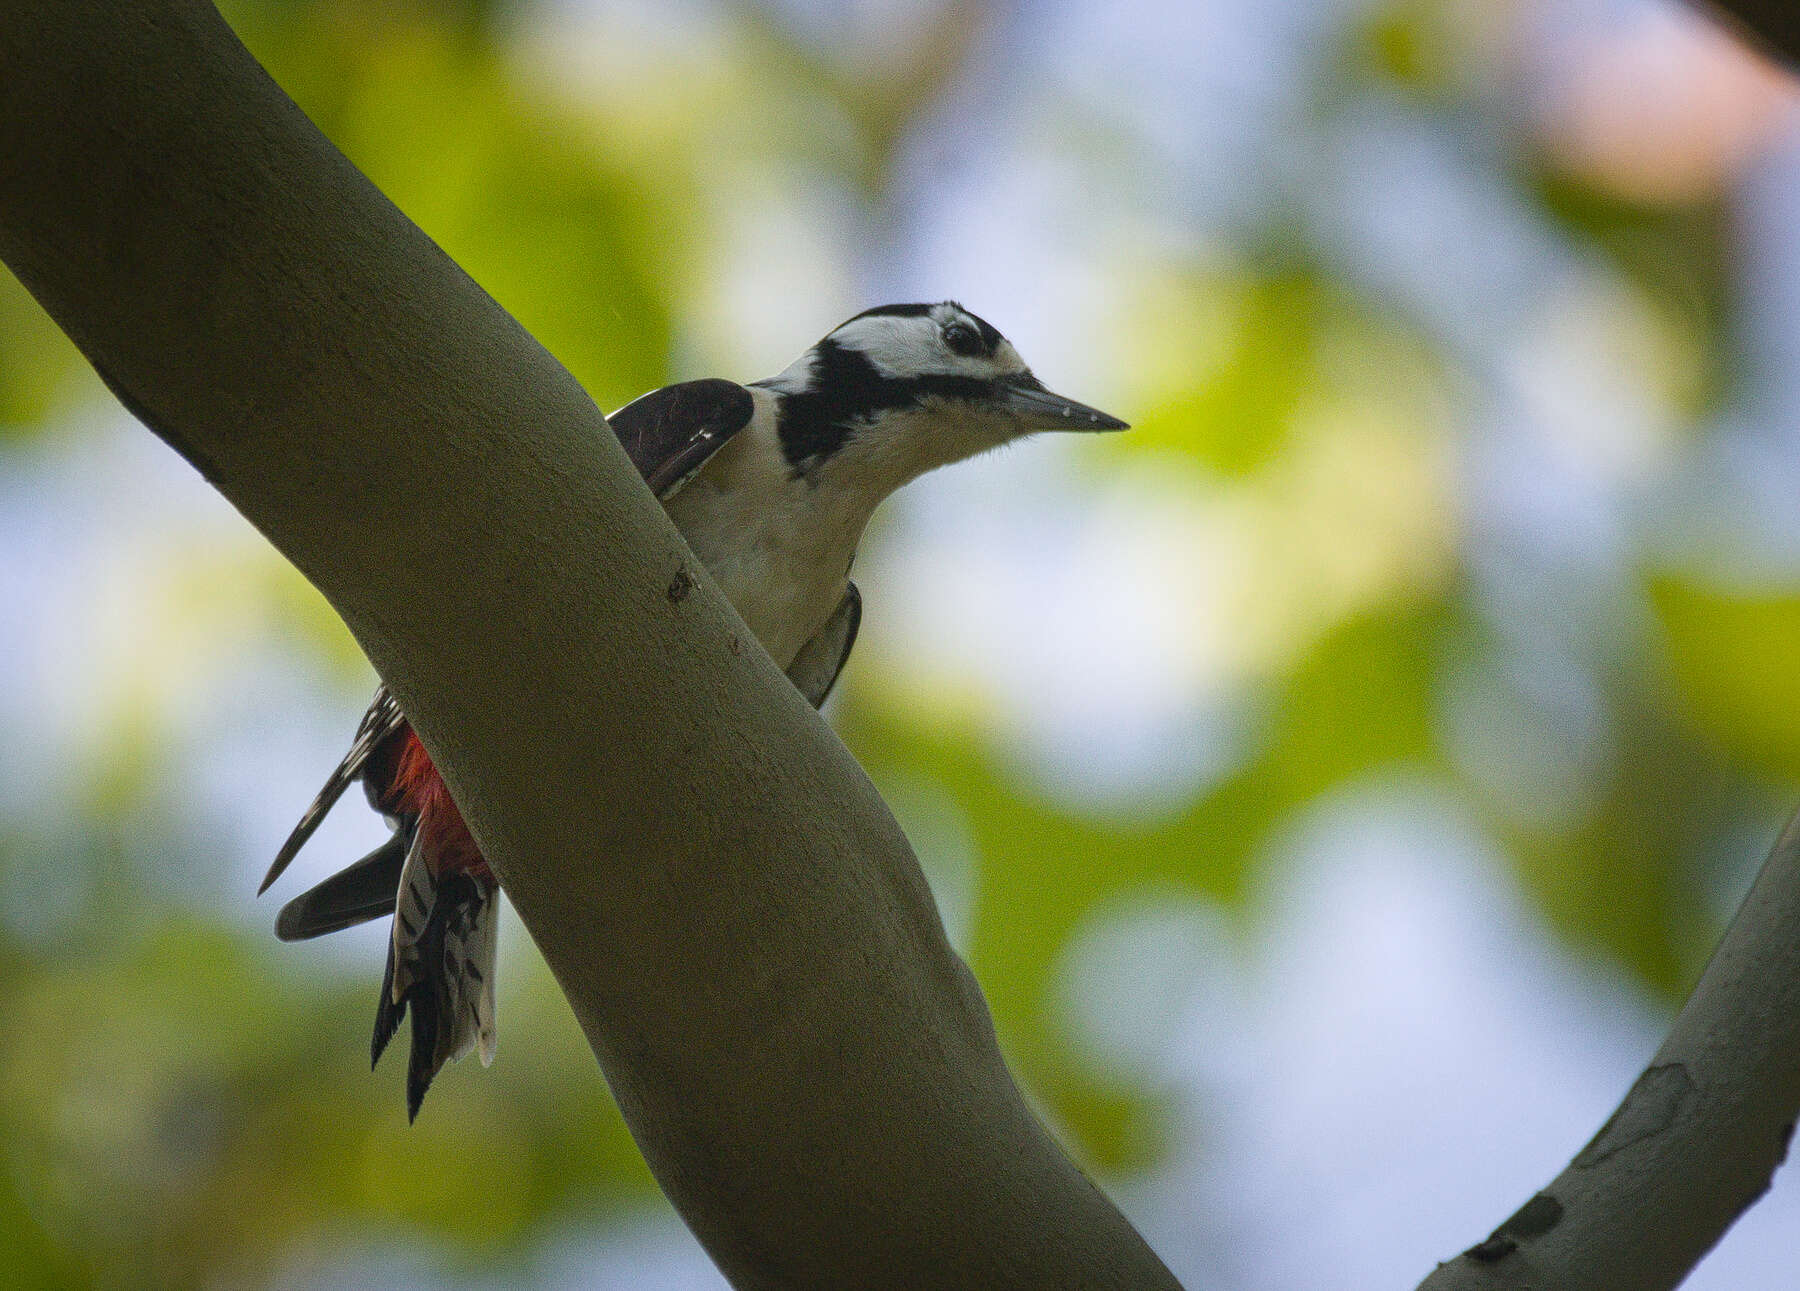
[0,3,1178,1287]
[1418,814,1800,1290]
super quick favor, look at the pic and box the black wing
[608,378,755,499]
[259,687,406,895]
[786,583,861,709]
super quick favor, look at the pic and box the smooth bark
[0,3,1178,1287]
[1417,813,1800,1290]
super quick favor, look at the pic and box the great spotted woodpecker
[257,302,1126,1118]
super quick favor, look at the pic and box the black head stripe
[967,312,1001,355]
[769,338,878,469]
[841,302,936,327]
[767,337,997,475]
[943,301,1002,356]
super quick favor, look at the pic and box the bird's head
[756,301,1127,491]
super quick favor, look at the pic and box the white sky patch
[0,418,265,791]
[1121,782,1666,1288]
[1438,640,1616,833]
[683,165,862,380]
[862,446,1262,811]
[1055,890,1242,1087]
[0,414,390,930]
[1639,423,1800,586]
[891,137,1192,413]
[1499,267,1694,489]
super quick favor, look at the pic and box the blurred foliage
[846,600,1449,1169]
[0,268,88,432]
[1,0,1797,1286]
[223,0,679,405]
[1652,577,1800,776]
[1533,172,1734,409]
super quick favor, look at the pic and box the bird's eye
[942,323,982,357]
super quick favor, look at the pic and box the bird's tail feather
[274,834,407,941]
[372,815,499,1121]
[258,688,405,895]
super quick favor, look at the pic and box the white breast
[662,390,866,670]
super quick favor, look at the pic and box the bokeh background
[3,0,1799,1285]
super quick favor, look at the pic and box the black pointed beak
[1000,378,1129,432]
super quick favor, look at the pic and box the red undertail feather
[375,727,501,1119]
[388,731,489,881]
[267,687,501,1120]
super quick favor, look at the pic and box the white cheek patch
[833,315,945,377]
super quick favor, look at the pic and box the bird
[257,301,1127,1120]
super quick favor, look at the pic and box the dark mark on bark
[1464,1235,1515,1264]
[728,634,742,655]
[667,565,694,604]
[1575,1063,1693,1167]
[1506,1193,1563,1238]
[1462,1192,1564,1265]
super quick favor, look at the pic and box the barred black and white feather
[372,823,500,1121]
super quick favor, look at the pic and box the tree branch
[1705,1,1800,67]
[1418,813,1800,1290]
[0,3,1178,1286]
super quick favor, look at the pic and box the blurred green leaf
[1650,574,1800,778]
[0,268,88,433]
[1126,272,1327,475]
[0,1164,88,1290]
[234,2,680,406]
[843,598,1445,1169]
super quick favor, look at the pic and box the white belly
[662,432,861,670]
[693,540,846,668]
